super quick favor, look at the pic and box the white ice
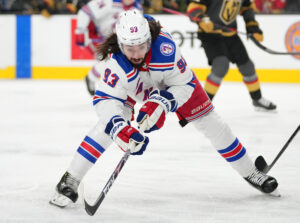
[0,80,299,223]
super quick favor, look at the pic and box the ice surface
[0,80,299,223]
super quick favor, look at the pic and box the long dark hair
[97,20,162,61]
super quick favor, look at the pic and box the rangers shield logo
[160,42,175,56]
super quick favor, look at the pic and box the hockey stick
[84,150,131,216]
[255,124,300,173]
[162,7,300,55]
[248,35,300,55]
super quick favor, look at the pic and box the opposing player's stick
[84,150,131,216]
[162,7,300,55]
[255,125,300,173]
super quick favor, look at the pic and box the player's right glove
[246,21,264,42]
[198,16,214,33]
[137,90,178,133]
[105,115,149,155]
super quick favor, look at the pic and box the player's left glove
[246,21,264,42]
[137,90,178,133]
[198,16,214,33]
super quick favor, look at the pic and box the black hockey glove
[246,21,264,42]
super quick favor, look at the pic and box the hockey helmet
[116,9,151,49]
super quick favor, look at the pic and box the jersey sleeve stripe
[127,68,139,82]
[93,90,126,106]
[148,62,174,71]
[149,63,174,67]
[82,5,95,20]
[159,31,173,41]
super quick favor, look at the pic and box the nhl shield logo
[160,42,175,56]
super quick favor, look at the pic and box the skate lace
[257,97,271,107]
[247,168,268,186]
[64,173,80,191]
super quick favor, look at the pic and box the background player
[75,0,142,95]
[187,0,277,111]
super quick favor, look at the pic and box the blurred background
[1,0,298,15]
[0,0,299,82]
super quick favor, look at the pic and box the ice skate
[252,97,277,111]
[244,168,278,195]
[49,172,80,208]
[85,74,96,96]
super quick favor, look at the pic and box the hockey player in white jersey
[75,0,143,95]
[50,10,279,208]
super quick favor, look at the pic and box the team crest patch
[160,42,175,56]
[285,21,300,60]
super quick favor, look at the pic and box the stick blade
[84,199,98,216]
[255,155,268,173]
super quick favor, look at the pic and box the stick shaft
[267,125,300,171]
[84,150,131,216]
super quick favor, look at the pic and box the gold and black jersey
[187,0,257,36]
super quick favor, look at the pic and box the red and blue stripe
[159,31,173,41]
[218,138,246,162]
[148,62,174,71]
[93,90,126,106]
[127,68,139,82]
[77,136,105,163]
[82,5,95,21]
[185,104,214,122]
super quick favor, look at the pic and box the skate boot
[49,172,80,208]
[85,74,95,96]
[244,168,278,194]
[252,97,276,111]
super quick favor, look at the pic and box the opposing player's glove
[137,90,178,133]
[246,21,264,42]
[199,17,214,33]
[105,116,149,155]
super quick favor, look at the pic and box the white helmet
[116,9,151,48]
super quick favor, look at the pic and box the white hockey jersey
[76,0,142,43]
[93,29,197,125]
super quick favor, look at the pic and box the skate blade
[268,188,281,197]
[49,191,72,208]
[254,107,277,113]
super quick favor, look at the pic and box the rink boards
[0,14,300,82]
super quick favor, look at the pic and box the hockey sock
[193,111,254,177]
[68,135,106,180]
[204,77,220,100]
[67,123,113,180]
[217,138,254,177]
[238,60,262,101]
[243,77,262,101]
